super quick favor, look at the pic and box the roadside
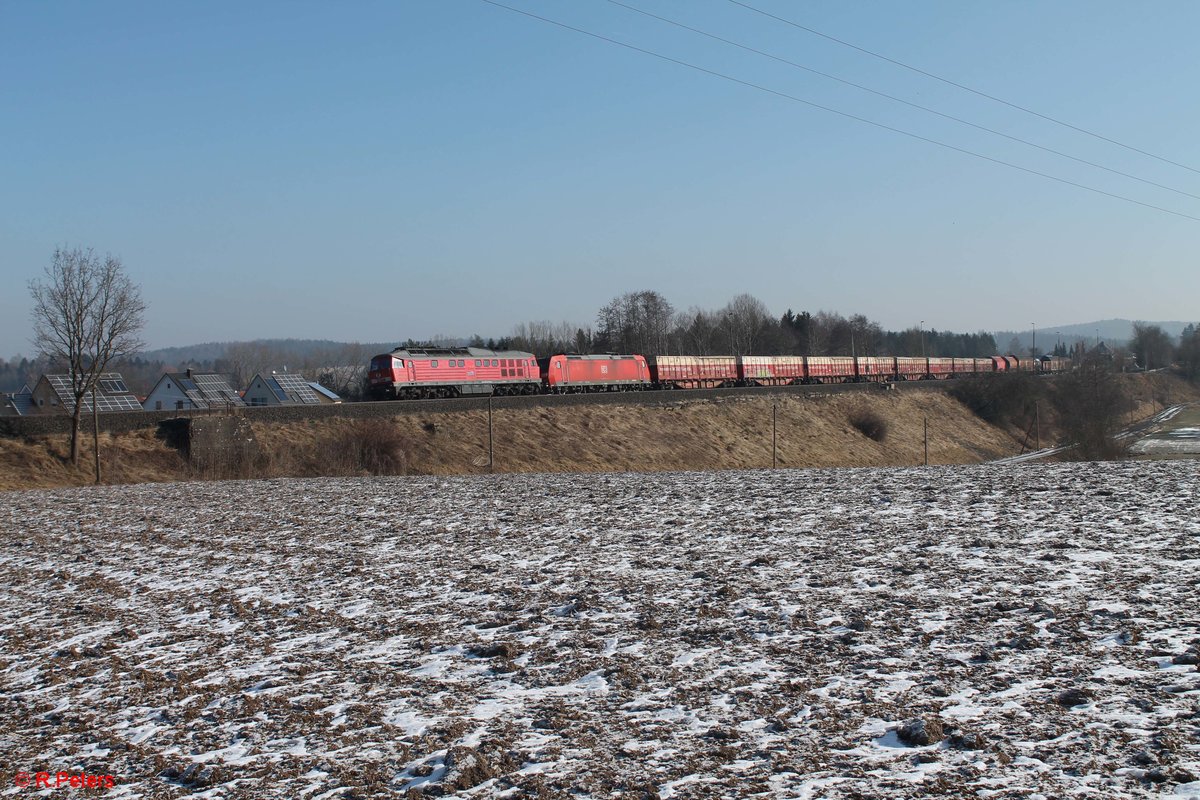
[1129,405,1200,459]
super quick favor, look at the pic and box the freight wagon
[648,355,737,389]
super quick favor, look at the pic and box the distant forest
[5,289,1190,396]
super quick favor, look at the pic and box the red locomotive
[540,354,651,393]
[367,346,539,400]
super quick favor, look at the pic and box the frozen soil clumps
[1,460,1198,798]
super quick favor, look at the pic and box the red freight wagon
[739,355,805,386]
[951,357,977,375]
[991,356,1009,371]
[806,356,856,383]
[1002,356,1020,370]
[541,354,650,392]
[367,346,539,400]
[648,355,737,389]
[855,357,895,382]
[927,357,955,379]
[895,357,927,380]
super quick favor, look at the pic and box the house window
[155,401,162,410]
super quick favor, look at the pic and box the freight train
[366,346,1071,400]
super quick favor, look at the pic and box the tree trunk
[93,386,101,484]
[70,402,82,465]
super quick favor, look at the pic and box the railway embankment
[1,373,1195,491]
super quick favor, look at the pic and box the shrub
[948,372,1043,427]
[323,418,407,475]
[849,407,888,442]
[1051,358,1129,461]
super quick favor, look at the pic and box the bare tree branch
[29,247,145,465]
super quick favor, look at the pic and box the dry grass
[3,373,1195,492]
[251,390,1017,475]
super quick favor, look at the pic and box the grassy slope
[2,373,1195,491]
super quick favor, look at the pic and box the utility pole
[920,321,926,359]
[1031,323,1036,360]
[1035,400,1041,450]
[923,417,928,466]
[772,403,777,469]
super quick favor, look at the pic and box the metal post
[772,403,777,469]
[488,396,494,473]
[1035,400,1040,450]
[923,416,928,466]
[92,385,101,484]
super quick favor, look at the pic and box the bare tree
[721,294,775,356]
[595,291,674,354]
[509,320,580,356]
[1051,353,1129,460]
[220,341,284,388]
[1129,321,1174,371]
[1179,323,1200,382]
[29,247,145,466]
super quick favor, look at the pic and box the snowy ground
[1,462,1198,799]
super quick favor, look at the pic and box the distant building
[243,373,340,406]
[143,370,245,411]
[28,374,142,415]
[1,384,34,417]
[308,382,342,404]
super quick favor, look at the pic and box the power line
[606,0,1200,202]
[726,0,1200,176]
[477,0,1200,223]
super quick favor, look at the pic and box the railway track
[0,379,959,438]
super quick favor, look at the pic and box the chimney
[186,368,193,378]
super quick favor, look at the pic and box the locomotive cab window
[475,360,481,367]
[431,360,438,368]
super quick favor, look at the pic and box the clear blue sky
[3,0,1198,354]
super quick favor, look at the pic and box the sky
[3,1,1198,354]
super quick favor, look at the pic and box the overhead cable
[478,0,1200,223]
[726,0,1200,175]
[606,0,1200,202]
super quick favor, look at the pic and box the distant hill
[995,319,1195,352]
[141,339,396,365]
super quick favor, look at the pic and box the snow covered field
[2,461,1198,799]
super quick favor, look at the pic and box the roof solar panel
[44,373,142,413]
[190,374,245,406]
[273,373,320,404]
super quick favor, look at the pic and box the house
[27,374,143,415]
[1,384,35,417]
[143,370,245,411]
[243,373,341,406]
[308,382,342,404]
